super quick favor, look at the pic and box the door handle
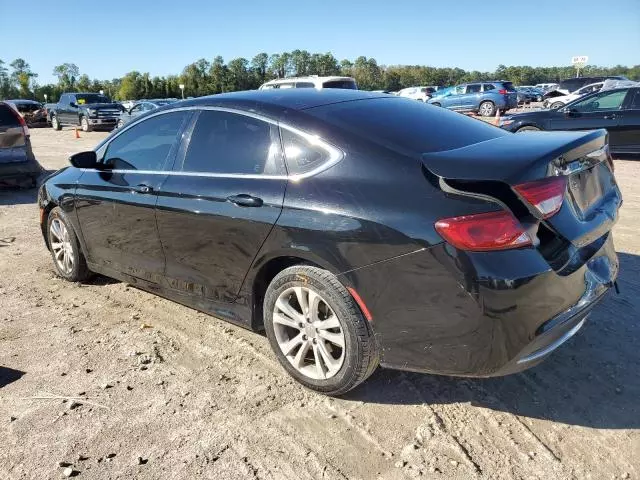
[603,114,617,120]
[227,194,263,207]
[132,184,153,194]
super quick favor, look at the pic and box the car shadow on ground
[0,170,56,206]
[0,366,25,388]
[348,252,640,430]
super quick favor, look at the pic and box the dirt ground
[1,127,638,480]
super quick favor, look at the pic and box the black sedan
[38,89,621,395]
[499,86,640,154]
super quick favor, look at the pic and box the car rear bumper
[339,233,618,377]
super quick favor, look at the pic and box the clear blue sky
[1,0,638,84]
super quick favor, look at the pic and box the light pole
[179,84,185,99]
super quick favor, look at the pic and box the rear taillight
[9,107,29,137]
[498,89,507,95]
[435,210,532,252]
[513,176,567,219]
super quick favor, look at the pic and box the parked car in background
[38,89,622,394]
[49,93,124,132]
[0,101,43,187]
[5,100,48,127]
[543,82,604,109]
[553,76,628,95]
[116,99,178,128]
[427,81,518,116]
[259,76,357,90]
[499,86,640,154]
[120,100,136,111]
[535,83,558,92]
[397,86,439,101]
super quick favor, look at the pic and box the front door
[443,85,464,110]
[458,83,482,111]
[549,89,628,142]
[75,110,191,282]
[156,109,287,305]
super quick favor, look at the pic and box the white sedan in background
[397,86,439,101]
[543,82,603,109]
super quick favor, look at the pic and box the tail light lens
[498,89,508,95]
[8,106,29,137]
[435,210,532,252]
[514,176,567,219]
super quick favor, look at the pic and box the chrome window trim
[93,105,344,182]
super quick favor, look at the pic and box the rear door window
[626,89,640,110]
[295,82,315,88]
[482,84,495,91]
[0,104,20,126]
[182,110,284,175]
[103,111,189,170]
[466,84,481,93]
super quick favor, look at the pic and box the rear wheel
[264,265,379,396]
[479,101,496,117]
[80,116,92,132]
[516,126,541,133]
[550,102,564,110]
[47,207,90,282]
[51,115,61,131]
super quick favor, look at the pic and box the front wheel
[47,207,91,282]
[80,116,92,132]
[431,102,441,107]
[116,119,125,129]
[479,101,496,117]
[51,115,61,131]
[516,126,541,133]
[264,266,379,396]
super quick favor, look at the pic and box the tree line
[1,52,638,103]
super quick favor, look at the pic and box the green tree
[251,53,270,84]
[209,56,228,93]
[76,74,91,92]
[52,63,80,91]
[10,59,37,97]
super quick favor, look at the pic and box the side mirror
[564,107,578,117]
[69,151,98,169]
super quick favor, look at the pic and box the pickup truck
[49,93,123,132]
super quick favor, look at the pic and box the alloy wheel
[50,218,74,275]
[272,286,346,380]
[479,102,494,116]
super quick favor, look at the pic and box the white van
[259,76,357,90]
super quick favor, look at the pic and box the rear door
[75,110,191,281]
[615,88,640,153]
[549,89,628,143]
[459,84,482,111]
[156,108,287,304]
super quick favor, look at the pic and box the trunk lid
[423,129,622,249]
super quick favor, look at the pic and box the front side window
[571,90,628,112]
[103,111,189,171]
[182,110,284,175]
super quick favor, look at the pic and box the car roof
[169,89,387,113]
[6,99,40,104]
[262,76,354,85]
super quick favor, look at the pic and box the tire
[47,207,91,282]
[536,95,543,102]
[117,119,124,129]
[550,102,564,110]
[516,126,541,133]
[479,101,496,117]
[264,265,379,396]
[51,115,61,131]
[431,102,441,107]
[80,116,92,132]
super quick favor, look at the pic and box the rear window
[14,103,41,113]
[0,104,20,126]
[322,80,357,89]
[308,97,507,154]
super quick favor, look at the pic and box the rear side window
[483,84,495,91]
[322,80,357,89]
[103,111,189,171]
[627,89,640,109]
[295,82,315,88]
[182,110,284,175]
[0,104,20,126]
[309,97,506,154]
[280,128,340,176]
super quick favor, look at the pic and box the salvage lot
[0,128,639,479]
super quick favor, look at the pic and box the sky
[1,0,638,84]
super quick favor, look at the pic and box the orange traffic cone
[494,108,501,126]
[74,127,80,139]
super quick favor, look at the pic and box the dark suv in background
[49,93,123,132]
[427,81,518,116]
[550,76,629,95]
